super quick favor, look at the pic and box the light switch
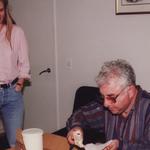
[66,58,72,69]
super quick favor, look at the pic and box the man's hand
[103,139,119,150]
[67,127,83,145]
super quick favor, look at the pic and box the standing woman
[0,0,30,148]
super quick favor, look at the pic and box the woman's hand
[67,127,83,145]
[15,78,24,92]
[15,83,23,91]
[103,139,119,150]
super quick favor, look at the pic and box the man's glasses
[102,86,127,103]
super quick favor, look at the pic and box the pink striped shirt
[0,25,30,83]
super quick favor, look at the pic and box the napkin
[84,140,112,150]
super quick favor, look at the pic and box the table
[7,129,71,150]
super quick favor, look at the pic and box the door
[10,0,58,132]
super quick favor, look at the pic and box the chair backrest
[72,86,102,113]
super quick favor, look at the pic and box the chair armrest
[52,127,67,137]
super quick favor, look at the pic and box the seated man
[66,59,150,150]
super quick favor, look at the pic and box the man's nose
[104,99,111,108]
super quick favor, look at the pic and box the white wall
[55,0,150,128]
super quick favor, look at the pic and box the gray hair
[96,59,136,87]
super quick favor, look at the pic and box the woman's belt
[0,78,18,89]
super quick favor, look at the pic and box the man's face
[100,79,132,115]
[0,1,5,25]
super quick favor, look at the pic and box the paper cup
[22,128,43,150]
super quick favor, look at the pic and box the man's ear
[128,85,136,99]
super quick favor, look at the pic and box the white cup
[22,128,43,150]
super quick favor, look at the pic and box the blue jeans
[0,85,24,147]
